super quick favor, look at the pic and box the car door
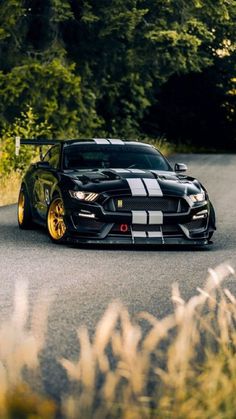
[33,145,61,220]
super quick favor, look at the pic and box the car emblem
[117,199,123,208]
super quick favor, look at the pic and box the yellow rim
[18,191,25,225]
[47,198,66,240]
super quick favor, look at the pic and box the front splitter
[66,235,210,246]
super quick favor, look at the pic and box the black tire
[209,202,216,226]
[18,186,34,229]
[208,202,216,240]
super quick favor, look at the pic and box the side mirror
[36,161,50,169]
[175,163,188,173]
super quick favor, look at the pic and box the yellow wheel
[47,197,67,242]
[18,190,25,226]
[18,187,33,229]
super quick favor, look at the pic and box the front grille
[110,197,188,213]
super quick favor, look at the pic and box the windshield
[63,144,172,171]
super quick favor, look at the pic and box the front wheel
[47,197,67,243]
[208,202,216,240]
[18,187,33,229]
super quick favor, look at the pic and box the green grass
[1,263,236,418]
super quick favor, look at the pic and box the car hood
[63,168,203,197]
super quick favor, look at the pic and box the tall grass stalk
[0,281,55,418]
[1,263,236,418]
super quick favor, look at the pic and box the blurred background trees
[0,0,235,148]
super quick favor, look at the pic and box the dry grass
[0,281,55,418]
[0,172,21,207]
[1,263,236,418]
[141,137,173,156]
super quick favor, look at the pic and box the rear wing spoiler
[15,137,61,159]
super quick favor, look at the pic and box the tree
[61,0,236,137]
[0,0,235,143]
[0,59,102,138]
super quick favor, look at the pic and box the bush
[0,106,51,176]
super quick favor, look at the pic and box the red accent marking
[120,224,128,233]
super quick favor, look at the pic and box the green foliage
[0,107,52,175]
[63,0,236,137]
[50,0,73,22]
[0,59,103,139]
[0,0,25,41]
[0,0,235,145]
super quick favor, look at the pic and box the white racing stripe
[108,139,124,144]
[132,231,147,238]
[113,168,130,173]
[131,209,164,240]
[131,210,163,225]
[93,138,125,145]
[131,230,164,239]
[132,211,147,224]
[147,231,163,238]
[143,178,163,197]
[129,169,146,174]
[127,178,147,196]
[93,138,110,144]
[148,211,163,225]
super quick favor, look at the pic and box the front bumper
[63,197,215,245]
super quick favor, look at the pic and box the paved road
[0,154,236,399]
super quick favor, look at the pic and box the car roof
[63,138,153,147]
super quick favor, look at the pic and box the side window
[43,145,60,169]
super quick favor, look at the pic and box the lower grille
[72,216,105,230]
[109,224,131,235]
[183,219,207,231]
[109,224,183,236]
[162,225,183,236]
[109,197,188,213]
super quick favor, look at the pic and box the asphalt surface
[0,153,236,400]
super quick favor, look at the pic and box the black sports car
[17,138,216,245]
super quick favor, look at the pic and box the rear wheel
[18,187,33,229]
[47,197,67,243]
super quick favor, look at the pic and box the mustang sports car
[17,138,216,245]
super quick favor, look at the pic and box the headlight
[69,191,99,202]
[189,192,205,203]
